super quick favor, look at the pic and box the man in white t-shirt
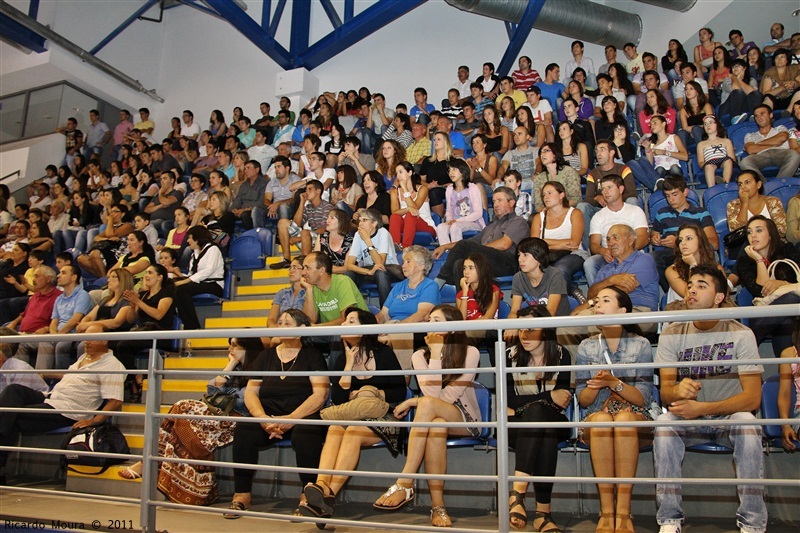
[523,86,553,135]
[673,63,709,110]
[585,174,649,286]
[247,130,278,171]
[180,110,201,140]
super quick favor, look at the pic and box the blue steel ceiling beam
[89,0,160,55]
[170,0,225,21]
[261,0,270,28]
[289,0,310,58]
[267,0,286,38]
[204,0,291,69]
[504,21,516,41]
[297,0,427,71]
[496,0,546,77]
[319,0,342,29]
[28,0,38,19]
[343,0,353,22]
[0,12,46,52]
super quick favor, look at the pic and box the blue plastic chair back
[703,183,740,267]
[440,284,457,304]
[498,300,511,319]
[647,189,701,223]
[229,228,272,270]
[727,122,758,159]
[763,177,800,208]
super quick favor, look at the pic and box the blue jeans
[582,253,608,287]
[252,203,293,229]
[552,253,586,293]
[627,157,679,192]
[344,266,403,308]
[655,411,767,532]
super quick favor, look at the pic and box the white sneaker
[659,525,681,533]
[731,113,748,125]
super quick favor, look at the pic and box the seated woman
[314,209,353,275]
[28,221,54,255]
[708,45,732,107]
[506,305,572,532]
[375,139,406,191]
[696,115,735,188]
[352,171,391,227]
[678,81,713,147]
[665,223,726,307]
[778,317,800,451]
[420,133,455,218]
[56,191,96,253]
[556,122,589,178]
[638,89,676,136]
[298,307,406,520]
[576,287,654,533]
[161,207,190,261]
[77,203,134,279]
[389,161,436,251]
[726,170,787,259]
[225,309,329,519]
[108,231,155,292]
[466,134,499,198]
[118,173,140,213]
[373,304,481,528]
[435,159,485,247]
[734,216,800,357]
[479,106,510,157]
[515,106,546,148]
[760,49,800,112]
[182,173,208,223]
[456,253,501,341]
[329,165,363,217]
[377,245,441,370]
[118,337,263,505]
[345,208,403,308]
[532,143,582,212]
[266,255,306,334]
[174,226,225,331]
[199,191,235,254]
[628,115,688,193]
[530,181,588,298]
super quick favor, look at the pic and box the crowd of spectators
[0,20,799,533]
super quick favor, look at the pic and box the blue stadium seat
[440,284,457,304]
[703,183,740,269]
[727,122,758,160]
[497,300,511,319]
[761,374,799,449]
[192,267,233,306]
[763,177,800,208]
[413,213,441,248]
[229,228,273,270]
[462,210,490,240]
[447,382,492,447]
[647,188,701,223]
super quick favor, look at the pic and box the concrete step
[142,379,206,392]
[252,268,290,281]
[205,316,268,329]
[164,357,228,369]
[236,283,288,297]
[222,298,272,312]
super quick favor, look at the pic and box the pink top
[792,348,800,410]
[412,346,481,423]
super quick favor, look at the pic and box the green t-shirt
[312,274,367,323]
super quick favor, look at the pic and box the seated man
[434,115,466,159]
[494,76,527,110]
[0,325,125,485]
[634,70,676,114]
[0,327,47,394]
[432,187,529,287]
[143,170,183,237]
[231,160,268,230]
[632,53,670,94]
[265,142,298,179]
[4,265,60,336]
[728,29,757,60]
[16,265,93,372]
[382,112,413,149]
[246,129,277,171]
[337,136,376,180]
[650,176,718,290]
[654,266,766,533]
[499,126,539,192]
[673,63,709,110]
[584,174,649,286]
[559,224,659,359]
[301,252,367,327]
[740,105,800,179]
[405,122,432,166]
[271,180,333,270]
[255,155,300,227]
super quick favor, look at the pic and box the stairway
[65,259,292,497]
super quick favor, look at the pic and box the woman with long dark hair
[696,115,736,187]
[662,39,688,82]
[678,80,714,146]
[533,143,582,212]
[576,287,653,533]
[373,304,481,527]
[639,89,676,135]
[298,307,406,520]
[708,45,733,106]
[389,161,436,250]
[506,305,572,531]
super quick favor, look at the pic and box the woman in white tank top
[628,115,689,192]
[529,181,588,294]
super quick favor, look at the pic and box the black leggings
[231,412,327,493]
[508,402,569,505]
[0,384,75,469]
[174,280,223,330]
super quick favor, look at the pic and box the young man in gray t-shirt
[653,266,766,533]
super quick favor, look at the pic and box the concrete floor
[2,484,798,533]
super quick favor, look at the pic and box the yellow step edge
[142,379,206,392]
[237,283,288,296]
[187,338,230,349]
[121,404,171,413]
[125,434,144,449]
[222,299,272,312]
[252,269,290,280]
[67,464,141,482]
[205,316,268,329]
[164,357,228,369]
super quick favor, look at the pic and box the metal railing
[1,303,799,532]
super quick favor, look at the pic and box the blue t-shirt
[385,277,441,320]
[535,81,566,112]
[410,103,435,119]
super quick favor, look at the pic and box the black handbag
[60,423,131,474]
[201,391,237,416]
[723,226,747,250]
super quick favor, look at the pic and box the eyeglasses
[540,148,553,154]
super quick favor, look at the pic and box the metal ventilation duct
[444,0,642,46]
[633,0,697,12]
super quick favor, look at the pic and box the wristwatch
[613,380,624,393]
[476,166,483,173]
[367,245,376,251]
[403,191,412,198]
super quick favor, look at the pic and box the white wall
[3,0,795,143]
